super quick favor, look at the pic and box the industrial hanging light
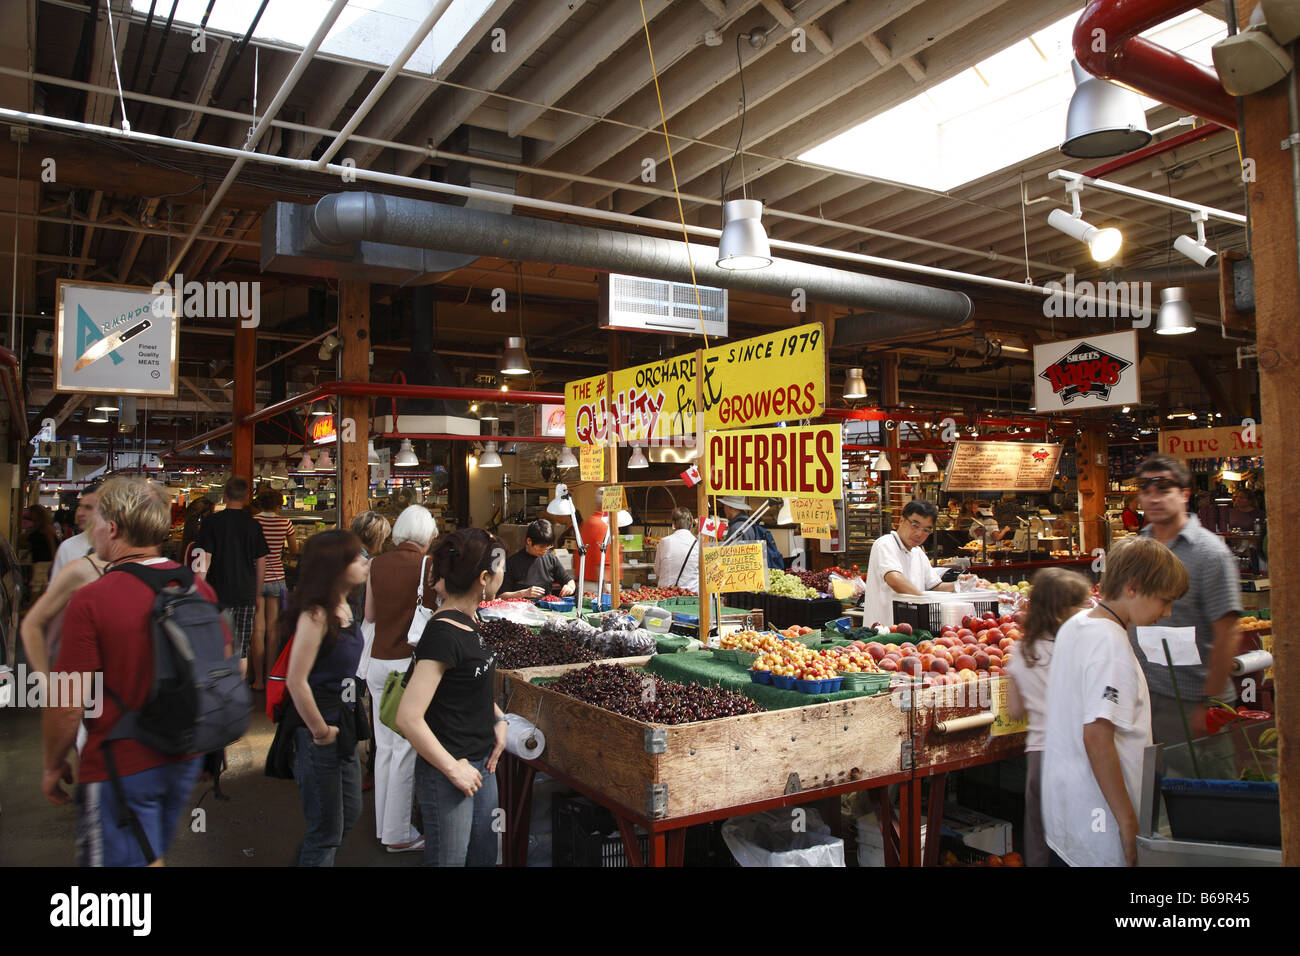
[367,439,381,465]
[1047,180,1122,263]
[94,397,118,412]
[298,451,316,473]
[557,446,579,469]
[716,199,772,270]
[906,463,922,479]
[272,459,290,481]
[499,337,531,376]
[921,454,939,473]
[627,445,649,469]
[873,452,892,472]
[200,443,215,455]
[87,408,110,424]
[478,441,502,468]
[316,447,333,471]
[394,439,420,467]
[843,367,867,400]
[1154,287,1196,335]
[478,402,500,421]
[1060,60,1152,159]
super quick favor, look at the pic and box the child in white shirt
[1005,568,1091,866]
[1041,537,1189,866]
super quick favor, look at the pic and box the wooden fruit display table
[494,658,1024,867]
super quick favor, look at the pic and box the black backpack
[102,563,252,861]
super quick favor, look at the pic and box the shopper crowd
[22,450,1247,869]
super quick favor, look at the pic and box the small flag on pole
[680,464,702,486]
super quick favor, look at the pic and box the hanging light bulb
[499,337,531,376]
[557,446,579,469]
[395,439,420,468]
[298,451,316,473]
[627,445,649,469]
[367,439,381,465]
[478,441,502,468]
[843,367,867,400]
[716,199,772,270]
[316,447,333,471]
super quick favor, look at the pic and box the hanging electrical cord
[638,0,710,348]
[103,1,132,132]
[719,32,753,203]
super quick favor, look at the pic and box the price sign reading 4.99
[701,542,766,594]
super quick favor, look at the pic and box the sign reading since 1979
[942,441,1064,493]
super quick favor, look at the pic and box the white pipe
[165,0,349,279]
[1048,169,1248,226]
[1,105,1106,303]
[314,0,455,169]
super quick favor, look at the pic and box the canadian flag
[680,464,702,486]
[699,516,727,539]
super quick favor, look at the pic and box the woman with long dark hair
[26,504,60,599]
[282,529,370,866]
[396,527,510,867]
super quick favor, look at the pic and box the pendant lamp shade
[921,454,939,473]
[367,439,381,465]
[499,337,531,376]
[557,446,579,469]
[394,439,420,467]
[478,441,502,468]
[907,463,921,478]
[316,447,333,471]
[1061,60,1152,158]
[627,446,649,469]
[478,403,500,421]
[1154,287,1196,335]
[716,199,772,270]
[843,367,867,400]
[873,452,893,472]
[298,451,316,473]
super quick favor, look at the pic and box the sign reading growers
[54,279,179,396]
[701,542,767,593]
[706,424,842,498]
[1032,330,1139,413]
[564,322,825,446]
[942,441,1063,493]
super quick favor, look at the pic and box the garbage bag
[721,808,845,867]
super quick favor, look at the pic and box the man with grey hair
[44,476,229,865]
[196,476,268,680]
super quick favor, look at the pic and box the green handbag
[380,659,415,734]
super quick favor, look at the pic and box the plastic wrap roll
[1232,650,1273,675]
[504,714,545,759]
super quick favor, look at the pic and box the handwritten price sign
[701,542,766,593]
[800,523,832,539]
[601,485,626,513]
[580,444,604,482]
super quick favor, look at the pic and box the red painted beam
[1083,124,1229,178]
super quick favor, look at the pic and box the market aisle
[0,704,418,867]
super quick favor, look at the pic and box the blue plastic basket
[749,669,772,685]
[770,674,796,690]
[537,596,575,612]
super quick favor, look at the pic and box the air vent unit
[599,274,727,338]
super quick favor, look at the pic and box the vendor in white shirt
[864,500,967,626]
[653,507,699,591]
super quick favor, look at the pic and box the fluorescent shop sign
[564,323,825,446]
[706,424,842,499]
[311,415,337,444]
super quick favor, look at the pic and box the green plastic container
[838,672,891,694]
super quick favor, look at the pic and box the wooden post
[338,280,370,529]
[1239,3,1297,863]
[1076,428,1107,555]
[695,348,710,642]
[232,320,256,489]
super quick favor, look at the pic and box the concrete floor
[0,701,424,867]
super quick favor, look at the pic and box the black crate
[890,597,998,633]
[553,794,648,867]
[764,595,844,630]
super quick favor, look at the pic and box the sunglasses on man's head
[1139,477,1184,492]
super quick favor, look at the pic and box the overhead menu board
[941,441,1063,492]
[564,322,825,446]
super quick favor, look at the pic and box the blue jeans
[414,755,498,867]
[76,757,201,866]
[293,726,362,866]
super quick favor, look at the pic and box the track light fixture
[1047,180,1122,263]
[1173,210,1219,268]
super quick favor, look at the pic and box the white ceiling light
[316,447,333,471]
[906,463,921,478]
[94,398,118,411]
[499,336,531,376]
[272,459,290,481]
[921,454,939,473]
[716,199,772,270]
[1155,287,1196,335]
[1173,210,1219,268]
[367,439,381,465]
[298,451,316,473]
[843,367,867,399]
[873,452,892,472]
[87,409,110,423]
[478,402,500,421]
[477,441,501,468]
[627,445,648,469]
[395,439,420,467]
[1047,207,1122,263]
[557,446,578,469]
[1060,60,1152,159]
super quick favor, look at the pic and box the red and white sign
[1033,330,1140,413]
[311,414,337,444]
[537,403,566,438]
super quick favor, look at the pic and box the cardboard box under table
[493,657,912,866]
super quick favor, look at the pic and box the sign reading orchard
[564,323,825,446]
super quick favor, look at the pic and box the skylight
[130,0,498,75]
[798,11,1225,193]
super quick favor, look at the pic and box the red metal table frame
[497,752,918,867]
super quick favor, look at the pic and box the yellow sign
[991,679,1029,737]
[601,485,626,513]
[706,424,841,498]
[564,323,825,445]
[701,542,766,593]
[790,497,836,523]
[579,443,604,482]
[800,523,831,539]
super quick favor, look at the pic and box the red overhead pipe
[243,382,564,427]
[1083,123,1229,178]
[1074,0,1237,130]
[0,347,26,442]
[379,432,563,443]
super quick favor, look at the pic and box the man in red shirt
[43,476,229,866]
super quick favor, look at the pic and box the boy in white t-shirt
[1041,537,1189,867]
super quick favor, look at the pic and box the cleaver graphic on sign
[74,316,151,372]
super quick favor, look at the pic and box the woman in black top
[396,527,510,867]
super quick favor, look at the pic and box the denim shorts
[261,579,287,599]
[76,758,202,866]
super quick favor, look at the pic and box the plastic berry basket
[734,650,761,667]
[839,672,891,694]
[770,673,796,690]
[749,668,772,685]
[712,648,740,663]
[536,597,575,612]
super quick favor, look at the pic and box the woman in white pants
[363,505,437,852]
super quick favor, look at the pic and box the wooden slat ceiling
[2,0,1253,440]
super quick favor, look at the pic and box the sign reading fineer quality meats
[1032,330,1139,413]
